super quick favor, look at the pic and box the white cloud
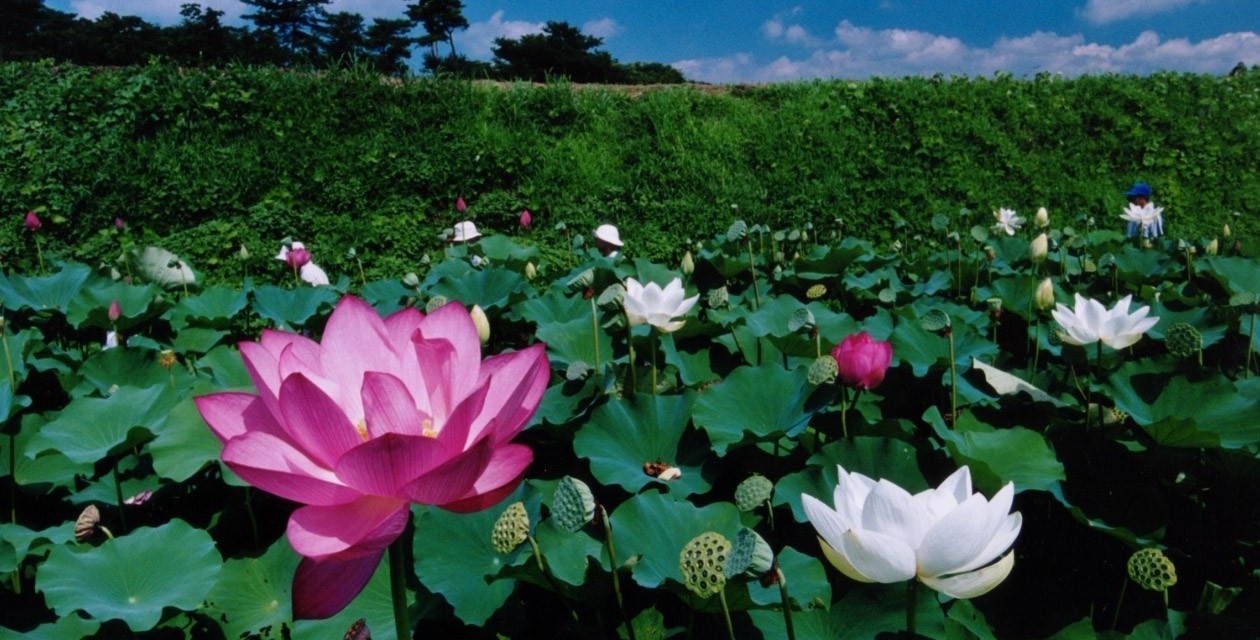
[583,18,622,40]
[674,20,1260,83]
[761,7,819,47]
[1077,0,1202,25]
[71,0,246,23]
[461,10,544,59]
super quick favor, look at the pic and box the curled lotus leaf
[726,220,749,243]
[788,307,816,333]
[920,309,952,332]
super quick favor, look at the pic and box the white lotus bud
[470,305,490,345]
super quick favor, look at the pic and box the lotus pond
[1,215,1258,640]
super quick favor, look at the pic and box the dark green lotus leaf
[477,234,541,265]
[944,599,999,640]
[1111,250,1171,286]
[358,279,415,316]
[0,326,43,385]
[11,414,92,490]
[1201,256,1260,295]
[793,240,874,280]
[0,263,91,313]
[1142,302,1225,348]
[1047,484,1158,549]
[535,316,616,371]
[746,545,831,609]
[0,380,30,427]
[697,244,754,279]
[66,279,161,331]
[533,374,604,429]
[627,258,686,292]
[533,514,605,589]
[743,295,810,338]
[608,490,742,590]
[72,344,196,398]
[0,523,75,569]
[251,285,339,329]
[983,276,1037,321]
[411,494,521,626]
[891,314,997,377]
[925,406,1065,494]
[28,385,179,464]
[195,344,253,389]
[149,394,225,482]
[908,269,952,297]
[692,364,816,455]
[573,393,711,499]
[1141,418,1221,449]
[749,581,946,639]
[661,333,718,387]
[164,286,250,330]
[291,552,420,640]
[514,289,585,326]
[205,537,301,640]
[37,519,222,631]
[3,614,101,639]
[172,327,229,355]
[68,470,160,507]
[1108,365,1260,449]
[775,436,927,523]
[424,259,528,311]
[711,323,787,367]
[622,607,684,640]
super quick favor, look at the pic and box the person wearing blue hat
[1121,182,1164,240]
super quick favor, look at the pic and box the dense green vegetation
[2,62,1256,286]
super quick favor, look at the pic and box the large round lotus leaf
[66,279,161,331]
[692,365,817,455]
[424,259,528,310]
[660,333,718,387]
[775,436,927,523]
[924,406,1065,494]
[11,414,92,490]
[358,279,414,316]
[531,516,605,590]
[165,286,249,330]
[477,235,541,265]
[149,395,225,482]
[73,346,196,398]
[0,523,74,569]
[745,545,831,609]
[891,313,998,377]
[411,497,520,626]
[0,263,91,313]
[607,491,741,590]
[515,291,586,326]
[535,317,616,371]
[748,581,946,639]
[1108,366,1260,449]
[292,552,421,640]
[172,327,230,355]
[37,519,222,631]
[195,344,253,389]
[574,393,711,499]
[28,385,178,464]
[250,285,339,329]
[3,615,101,639]
[205,537,301,640]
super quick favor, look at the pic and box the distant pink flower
[195,297,548,619]
[520,209,532,229]
[114,217,125,231]
[456,196,467,213]
[108,299,122,323]
[831,332,893,390]
[24,211,41,232]
[124,490,153,505]
[277,244,311,269]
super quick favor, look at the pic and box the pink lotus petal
[292,552,383,620]
[439,443,532,513]
[415,303,482,411]
[334,433,451,498]
[277,373,363,468]
[195,392,286,444]
[361,371,426,438]
[287,497,409,560]
[221,431,362,506]
[239,341,284,417]
[473,344,549,443]
[401,436,497,507]
[320,297,394,394]
[432,383,488,452]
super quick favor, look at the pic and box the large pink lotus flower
[831,332,893,389]
[195,296,549,619]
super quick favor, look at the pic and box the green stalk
[1031,318,1042,375]
[747,239,761,310]
[244,487,260,549]
[34,235,45,274]
[948,330,958,423]
[1247,313,1256,380]
[651,331,659,396]
[906,580,918,635]
[778,575,796,640]
[388,536,411,640]
[113,466,128,534]
[528,535,580,623]
[1110,576,1128,630]
[590,296,601,370]
[356,257,367,287]
[625,313,638,396]
[718,588,737,640]
[600,506,637,640]
[839,385,849,438]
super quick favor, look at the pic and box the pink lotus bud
[24,211,41,232]
[108,299,121,323]
[520,209,532,229]
[285,247,311,268]
[830,332,893,390]
[456,196,467,213]
[114,217,125,230]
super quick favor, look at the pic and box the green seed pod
[920,309,951,332]
[788,307,816,333]
[725,528,775,578]
[401,272,420,288]
[1165,323,1202,358]
[807,356,838,386]
[553,476,596,533]
[425,295,448,314]
[734,475,774,512]
[707,287,729,309]
[726,220,748,243]
[491,502,530,554]
[679,532,730,598]
[1128,548,1177,591]
[806,284,827,299]
[566,361,592,381]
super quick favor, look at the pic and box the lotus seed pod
[425,295,448,313]
[806,284,827,299]
[986,297,1003,313]
[1035,278,1055,311]
[1165,323,1202,358]
[680,251,695,276]
[75,505,102,542]
[524,261,537,281]
[707,287,729,309]
[725,528,775,578]
[566,360,592,381]
[401,272,420,288]
[1128,548,1177,591]
[491,502,530,554]
[553,476,597,533]
[470,305,491,345]
[1047,326,1066,346]
[920,309,952,332]
[726,220,749,242]
[734,475,774,512]
[679,532,731,598]
[597,283,626,310]
[788,307,816,333]
[807,355,839,386]
[158,350,177,370]
[1105,407,1130,426]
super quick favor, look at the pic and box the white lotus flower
[1050,294,1159,350]
[992,208,1024,236]
[803,465,1021,599]
[624,277,699,333]
[1120,203,1164,238]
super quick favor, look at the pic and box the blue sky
[47,0,1260,82]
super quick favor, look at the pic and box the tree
[240,0,330,59]
[365,18,415,75]
[492,21,617,83]
[319,11,365,66]
[405,0,467,60]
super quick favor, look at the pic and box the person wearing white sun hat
[594,224,623,257]
[451,220,488,267]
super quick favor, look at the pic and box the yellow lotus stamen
[355,419,368,441]
[422,418,437,438]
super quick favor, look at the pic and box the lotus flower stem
[729,329,750,366]
[356,256,367,287]
[947,329,958,423]
[746,239,761,311]
[624,313,638,396]
[388,534,411,640]
[1110,576,1128,630]
[590,297,601,370]
[718,588,737,640]
[2,329,15,389]
[112,466,128,534]
[33,236,45,274]
[651,332,659,396]
[906,579,918,635]
[599,506,637,640]
[839,386,849,438]
[1248,313,1256,379]
[1031,318,1042,375]
[777,574,796,640]
[527,535,581,623]
[244,487,260,548]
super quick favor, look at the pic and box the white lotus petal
[862,480,932,547]
[818,537,877,583]
[835,528,917,584]
[920,550,1016,599]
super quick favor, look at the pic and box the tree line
[1,0,686,83]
